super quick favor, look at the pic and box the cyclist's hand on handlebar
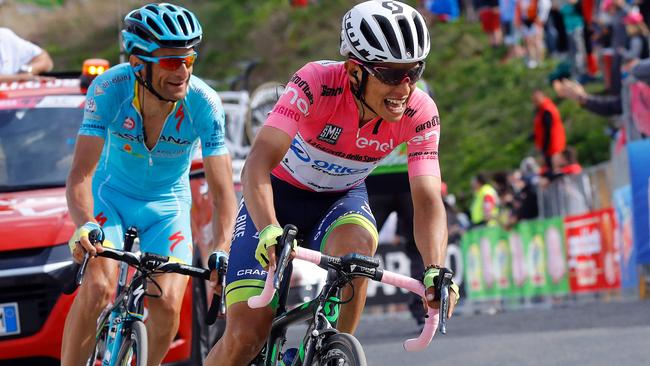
[209,250,228,294]
[67,222,105,263]
[254,224,296,270]
[423,265,460,318]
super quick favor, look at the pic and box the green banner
[461,217,569,300]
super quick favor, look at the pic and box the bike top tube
[249,246,439,352]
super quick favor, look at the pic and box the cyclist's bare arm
[66,135,104,257]
[409,175,457,311]
[241,126,293,263]
[203,154,238,253]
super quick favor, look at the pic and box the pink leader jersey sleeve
[264,62,322,137]
[404,95,441,178]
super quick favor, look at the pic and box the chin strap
[132,63,176,103]
[350,68,381,122]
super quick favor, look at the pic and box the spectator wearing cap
[0,27,53,82]
[618,11,649,62]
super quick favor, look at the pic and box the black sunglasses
[352,59,426,86]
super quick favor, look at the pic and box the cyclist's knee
[223,303,272,354]
[77,273,115,312]
[326,224,376,257]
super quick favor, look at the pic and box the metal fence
[538,161,612,218]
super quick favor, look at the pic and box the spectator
[0,27,53,82]
[477,0,503,47]
[499,0,524,62]
[618,11,649,62]
[511,166,540,221]
[518,0,552,68]
[554,146,583,174]
[531,89,566,175]
[470,173,499,227]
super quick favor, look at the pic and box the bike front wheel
[116,320,148,366]
[312,333,367,366]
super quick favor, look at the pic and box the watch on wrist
[19,64,33,74]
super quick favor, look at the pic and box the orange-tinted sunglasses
[138,52,198,71]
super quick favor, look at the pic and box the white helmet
[340,0,430,63]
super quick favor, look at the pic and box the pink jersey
[267,61,441,192]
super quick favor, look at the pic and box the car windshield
[0,105,82,192]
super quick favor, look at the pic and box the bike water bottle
[280,348,298,366]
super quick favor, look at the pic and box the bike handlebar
[248,245,438,352]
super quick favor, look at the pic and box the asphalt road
[287,298,650,366]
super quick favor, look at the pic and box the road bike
[75,227,225,366]
[247,225,451,365]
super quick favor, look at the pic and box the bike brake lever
[218,257,228,316]
[75,252,90,286]
[438,272,453,334]
[273,225,297,290]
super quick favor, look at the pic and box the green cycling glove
[423,266,460,304]
[255,224,293,269]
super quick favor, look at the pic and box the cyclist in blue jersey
[61,3,237,365]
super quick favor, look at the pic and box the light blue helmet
[122,3,202,55]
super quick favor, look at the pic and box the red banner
[564,208,620,292]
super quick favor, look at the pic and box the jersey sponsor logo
[404,106,417,118]
[289,138,311,162]
[415,115,440,132]
[95,212,108,227]
[321,85,343,97]
[81,122,105,130]
[232,209,248,240]
[94,85,105,96]
[175,104,185,132]
[356,137,395,152]
[121,143,145,158]
[169,231,185,252]
[122,117,135,130]
[283,85,310,117]
[408,130,439,146]
[113,132,143,142]
[288,138,369,176]
[100,74,129,89]
[205,141,224,149]
[289,74,314,105]
[317,124,343,145]
[84,97,96,113]
[273,104,300,122]
[311,160,369,175]
[159,135,192,145]
[237,269,268,277]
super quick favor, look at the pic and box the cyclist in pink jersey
[206,2,458,364]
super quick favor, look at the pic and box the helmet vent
[183,10,196,32]
[146,17,163,36]
[177,14,188,35]
[162,13,177,35]
[132,12,142,21]
[397,18,414,58]
[360,19,382,51]
[373,15,401,59]
[145,4,159,14]
[412,14,425,55]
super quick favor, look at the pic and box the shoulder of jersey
[89,63,133,97]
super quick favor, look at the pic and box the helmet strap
[350,67,380,122]
[133,62,176,103]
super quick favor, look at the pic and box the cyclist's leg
[136,197,194,366]
[61,185,124,365]
[309,183,378,334]
[205,200,276,366]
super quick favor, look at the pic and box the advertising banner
[613,186,638,288]
[627,140,650,264]
[564,209,620,292]
[461,218,569,300]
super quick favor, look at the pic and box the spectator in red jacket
[532,89,566,176]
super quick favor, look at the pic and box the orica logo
[289,138,310,162]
